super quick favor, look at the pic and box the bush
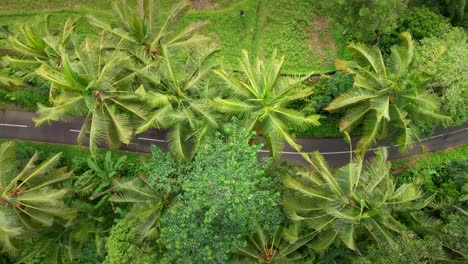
[0,87,49,111]
[398,7,451,40]
[312,0,407,42]
[355,232,445,264]
[290,73,353,137]
[379,7,452,52]
[415,28,468,124]
[441,213,468,259]
[103,218,159,264]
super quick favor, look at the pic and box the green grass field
[0,0,347,74]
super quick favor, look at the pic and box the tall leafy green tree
[159,125,283,263]
[215,50,320,158]
[284,148,437,252]
[33,38,147,155]
[326,32,450,151]
[135,46,220,160]
[0,142,75,254]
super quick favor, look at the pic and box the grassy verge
[391,144,468,183]
[0,87,49,111]
[0,138,148,174]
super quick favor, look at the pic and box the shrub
[379,7,452,52]
[0,87,49,111]
[415,28,468,124]
[289,73,353,137]
[312,0,407,42]
[355,232,445,264]
[398,7,451,40]
[441,213,468,259]
[103,218,159,264]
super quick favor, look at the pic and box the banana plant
[0,141,75,254]
[284,148,438,252]
[74,151,128,209]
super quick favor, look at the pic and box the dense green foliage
[398,7,451,40]
[379,7,452,51]
[159,126,283,263]
[104,218,158,264]
[313,0,407,42]
[0,0,467,263]
[355,232,446,264]
[415,28,468,124]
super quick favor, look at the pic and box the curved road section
[1,110,467,166]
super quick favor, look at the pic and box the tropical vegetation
[0,0,466,263]
[326,32,450,151]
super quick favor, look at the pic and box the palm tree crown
[284,148,436,252]
[88,0,209,63]
[326,32,449,151]
[215,49,320,158]
[135,45,219,160]
[33,38,148,155]
[4,16,75,70]
[0,142,75,254]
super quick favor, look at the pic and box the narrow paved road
[1,110,467,166]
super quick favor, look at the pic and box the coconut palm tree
[0,141,75,254]
[283,148,438,252]
[110,175,167,241]
[236,223,316,263]
[88,0,209,64]
[33,38,148,155]
[135,45,220,160]
[3,15,76,70]
[326,32,449,152]
[215,49,320,159]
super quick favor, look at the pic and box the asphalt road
[1,110,467,166]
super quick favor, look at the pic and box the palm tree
[110,176,167,241]
[15,202,112,263]
[33,38,148,155]
[3,16,75,70]
[88,0,209,64]
[326,32,449,152]
[236,223,315,263]
[283,148,437,252]
[135,45,220,160]
[0,142,75,254]
[215,49,320,158]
